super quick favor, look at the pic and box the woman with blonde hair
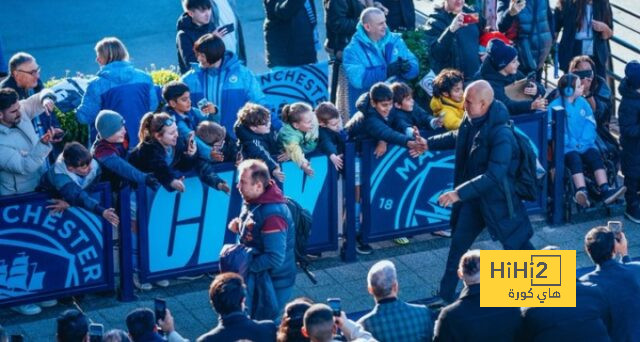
[77,37,158,147]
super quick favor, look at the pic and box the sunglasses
[574,70,594,80]
[155,118,175,132]
[16,67,41,77]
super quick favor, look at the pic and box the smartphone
[462,13,479,24]
[10,335,24,342]
[89,323,104,342]
[53,130,66,140]
[188,131,196,149]
[327,298,341,317]
[197,98,209,111]
[608,220,623,233]
[219,23,235,34]
[154,298,167,322]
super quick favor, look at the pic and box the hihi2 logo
[480,250,576,307]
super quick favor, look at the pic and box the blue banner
[258,61,329,116]
[0,185,114,306]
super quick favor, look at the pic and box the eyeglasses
[16,67,41,77]
[155,118,175,132]
[574,70,594,80]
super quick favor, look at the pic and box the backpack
[506,120,545,202]
[284,197,317,283]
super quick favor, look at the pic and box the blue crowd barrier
[0,184,115,307]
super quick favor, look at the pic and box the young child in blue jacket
[549,73,625,208]
[315,102,346,171]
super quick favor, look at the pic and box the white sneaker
[154,279,170,287]
[133,274,153,291]
[39,299,57,307]
[11,304,42,315]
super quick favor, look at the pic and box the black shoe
[625,206,640,224]
[602,186,626,205]
[356,242,373,255]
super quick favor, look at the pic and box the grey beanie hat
[95,110,124,139]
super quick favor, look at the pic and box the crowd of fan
[2,0,640,339]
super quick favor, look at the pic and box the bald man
[426,80,534,304]
[341,7,418,115]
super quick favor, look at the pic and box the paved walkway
[2,207,638,341]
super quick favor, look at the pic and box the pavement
[2,206,640,341]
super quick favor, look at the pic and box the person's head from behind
[162,81,191,114]
[9,52,40,89]
[103,329,131,342]
[194,34,226,68]
[63,142,93,177]
[369,82,394,118]
[196,121,226,149]
[237,159,271,201]
[367,260,398,301]
[126,308,156,342]
[277,297,313,342]
[209,272,246,316]
[390,82,415,112]
[433,69,464,103]
[302,304,336,342]
[458,249,480,286]
[281,102,314,133]
[96,110,126,143]
[236,103,271,134]
[360,7,387,42]
[0,88,21,127]
[56,309,89,342]
[463,80,494,118]
[138,112,178,148]
[315,102,341,132]
[585,226,615,265]
[624,60,640,92]
[569,55,596,92]
[558,73,583,101]
[95,37,129,66]
[182,0,212,26]
[486,39,518,75]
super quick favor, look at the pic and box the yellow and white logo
[480,250,576,307]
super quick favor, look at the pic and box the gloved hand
[386,58,403,78]
[400,58,412,74]
[145,174,161,191]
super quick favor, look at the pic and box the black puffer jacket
[378,0,416,31]
[345,93,411,147]
[234,123,280,173]
[264,0,318,68]
[473,58,545,115]
[427,100,533,248]
[176,12,219,74]
[324,0,365,53]
[618,79,640,178]
[128,138,197,191]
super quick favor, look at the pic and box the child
[430,69,465,131]
[40,142,119,227]
[277,102,319,176]
[129,112,198,192]
[91,110,160,191]
[194,121,236,193]
[549,73,625,208]
[315,102,345,171]
[618,60,640,222]
[177,0,218,74]
[234,103,285,182]
[391,82,443,135]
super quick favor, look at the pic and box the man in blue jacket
[426,80,534,304]
[181,34,267,139]
[342,7,418,116]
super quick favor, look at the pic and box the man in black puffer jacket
[426,80,534,303]
[619,61,640,223]
[176,0,220,74]
[264,0,318,68]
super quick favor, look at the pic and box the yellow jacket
[430,96,464,131]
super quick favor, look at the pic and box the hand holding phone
[608,220,623,233]
[217,23,235,35]
[89,323,104,342]
[327,298,341,317]
[155,298,167,322]
[462,13,479,24]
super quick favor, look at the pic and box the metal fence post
[342,142,357,262]
[118,186,136,301]
[551,106,566,225]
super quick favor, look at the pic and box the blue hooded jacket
[181,51,267,140]
[342,23,419,114]
[76,61,158,147]
[548,96,597,154]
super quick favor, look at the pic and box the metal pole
[551,106,566,225]
[342,142,357,262]
[118,186,136,301]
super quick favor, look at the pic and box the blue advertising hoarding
[0,185,114,306]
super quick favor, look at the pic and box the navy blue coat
[128,138,197,191]
[345,93,411,147]
[263,0,318,68]
[497,0,553,73]
[427,100,533,248]
[196,311,277,342]
[619,79,640,178]
[520,281,612,342]
[324,0,365,53]
[579,259,640,342]
[234,123,280,173]
[378,0,416,31]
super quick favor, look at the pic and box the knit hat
[479,31,513,54]
[625,60,640,89]
[96,110,124,139]
[487,39,518,71]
